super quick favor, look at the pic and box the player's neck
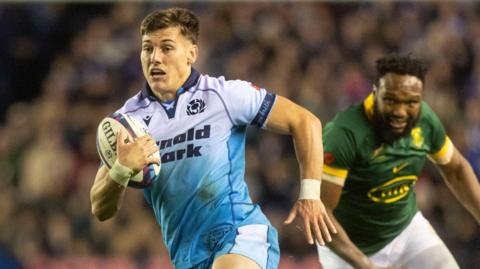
[154,90,177,101]
[153,69,191,101]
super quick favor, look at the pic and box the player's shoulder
[116,90,151,115]
[417,101,442,127]
[192,74,257,94]
[327,104,369,131]
[419,101,437,119]
[324,104,372,145]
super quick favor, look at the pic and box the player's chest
[139,95,229,134]
[352,129,433,185]
[349,142,427,203]
[131,97,232,157]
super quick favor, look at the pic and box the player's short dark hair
[140,7,199,44]
[375,54,428,85]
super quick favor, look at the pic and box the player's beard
[372,102,419,144]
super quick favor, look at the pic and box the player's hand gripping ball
[96,112,160,188]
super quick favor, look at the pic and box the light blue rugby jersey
[116,69,276,267]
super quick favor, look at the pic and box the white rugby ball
[96,112,160,188]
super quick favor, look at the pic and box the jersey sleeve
[424,103,454,165]
[220,79,276,128]
[322,121,357,186]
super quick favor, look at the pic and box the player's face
[373,73,423,142]
[141,27,198,97]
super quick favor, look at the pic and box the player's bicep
[323,164,349,187]
[428,136,455,165]
[321,124,356,186]
[425,103,453,165]
[437,147,463,175]
[221,80,274,126]
[264,95,311,134]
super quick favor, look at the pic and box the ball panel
[110,112,140,138]
[96,112,161,189]
[96,135,112,169]
[96,117,124,169]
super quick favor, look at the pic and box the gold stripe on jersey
[363,93,374,122]
[323,164,348,179]
[429,136,454,165]
[324,164,349,179]
[322,173,346,186]
[367,175,418,204]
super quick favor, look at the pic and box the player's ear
[372,84,378,95]
[187,44,198,66]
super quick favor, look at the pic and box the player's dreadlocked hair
[375,54,428,86]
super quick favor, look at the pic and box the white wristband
[298,179,321,200]
[108,159,133,187]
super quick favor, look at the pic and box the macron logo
[143,115,152,126]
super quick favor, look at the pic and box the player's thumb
[284,206,297,224]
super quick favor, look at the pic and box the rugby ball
[96,112,160,188]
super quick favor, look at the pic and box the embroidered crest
[411,127,424,148]
[187,99,206,116]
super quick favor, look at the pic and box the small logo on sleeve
[324,152,335,165]
[250,83,261,91]
[187,99,206,115]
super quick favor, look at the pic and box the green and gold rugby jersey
[322,94,454,256]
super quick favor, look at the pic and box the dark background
[1,2,479,268]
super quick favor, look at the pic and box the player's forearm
[291,112,324,179]
[325,210,374,269]
[90,169,126,221]
[444,160,480,223]
[263,97,323,178]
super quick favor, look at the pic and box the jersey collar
[140,68,200,101]
[363,93,374,122]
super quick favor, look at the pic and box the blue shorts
[191,224,280,269]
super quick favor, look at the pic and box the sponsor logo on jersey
[411,127,424,148]
[157,125,210,163]
[392,162,409,173]
[143,115,152,126]
[187,99,206,115]
[367,175,417,203]
[370,144,385,160]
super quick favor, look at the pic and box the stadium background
[1,2,479,268]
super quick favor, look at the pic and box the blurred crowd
[1,2,480,269]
